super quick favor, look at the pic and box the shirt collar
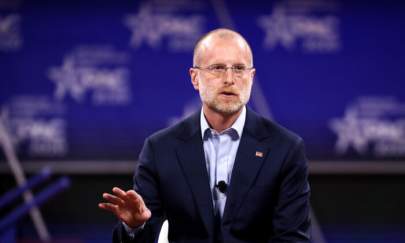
[200,106,246,140]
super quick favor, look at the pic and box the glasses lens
[209,64,227,74]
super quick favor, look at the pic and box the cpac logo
[329,97,405,157]
[48,57,131,105]
[124,6,204,51]
[11,118,67,155]
[0,14,22,51]
[257,6,340,53]
[1,98,68,156]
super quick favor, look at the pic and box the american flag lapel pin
[255,151,263,158]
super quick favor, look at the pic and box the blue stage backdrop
[1,0,405,162]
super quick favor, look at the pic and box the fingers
[112,187,127,198]
[102,193,125,206]
[112,187,140,205]
[99,187,151,227]
[102,187,145,210]
[98,202,118,214]
[109,187,133,203]
[101,187,148,212]
[126,190,142,205]
[142,207,152,220]
[127,190,147,213]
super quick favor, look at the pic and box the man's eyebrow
[209,63,226,66]
[208,62,247,66]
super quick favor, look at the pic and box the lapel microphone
[216,180,227,193]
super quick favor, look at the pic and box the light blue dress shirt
[200,106,246,217]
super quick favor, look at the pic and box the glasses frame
[193,64,255,77]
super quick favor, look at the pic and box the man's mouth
[220,91,237,96]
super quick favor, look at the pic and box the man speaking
[99,28,311,243]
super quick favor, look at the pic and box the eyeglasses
[193,64,254,77]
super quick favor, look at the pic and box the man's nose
[224,68,234,85]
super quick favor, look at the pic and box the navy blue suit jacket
[113,108,311,243]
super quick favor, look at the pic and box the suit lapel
[175,112,215,234]
[222,109,271,223]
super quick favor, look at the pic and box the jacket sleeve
[269,138,311,243]
[113,138,165,243]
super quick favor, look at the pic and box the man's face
[190,37,255,116]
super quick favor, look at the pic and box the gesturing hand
[99,187,151,228]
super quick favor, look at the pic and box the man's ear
[250,68,256,80]
[189,68,199,90]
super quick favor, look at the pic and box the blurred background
[1,0,405,242]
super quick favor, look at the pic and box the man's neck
[203,106,243,133]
